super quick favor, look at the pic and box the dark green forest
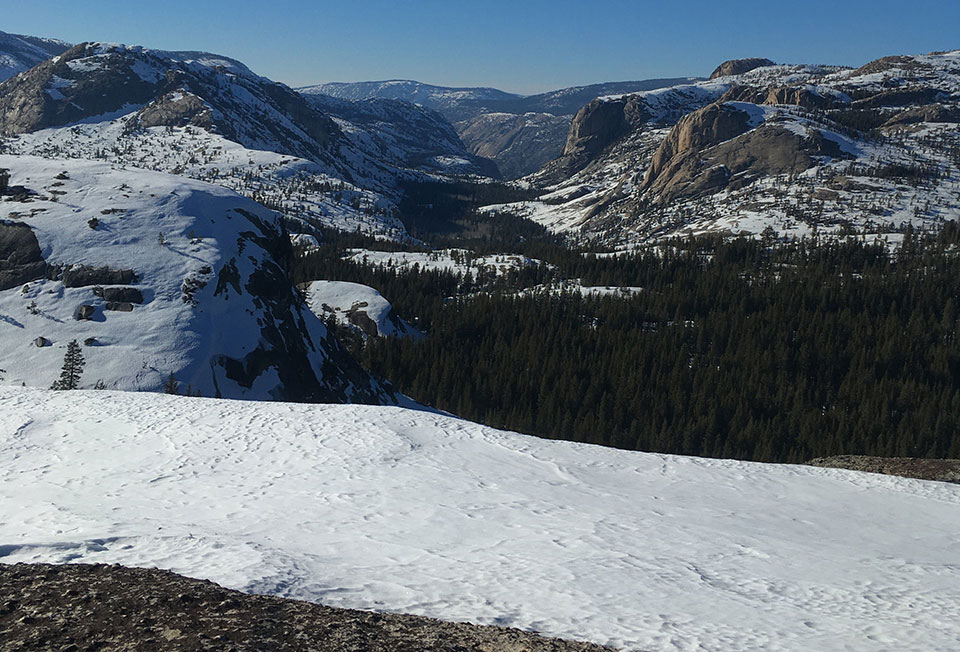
[294,224,960,463]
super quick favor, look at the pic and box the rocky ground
[0,563,615,652]
[806,456,960,484]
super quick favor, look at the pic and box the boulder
[61,265,137,287]
[73,304,95,321]
[94,286,143,303]
[34,336,50,347]
[0,221,47,291]
[105,301,134,312]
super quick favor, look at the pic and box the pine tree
[51,340,84,390]
[163,372,179,395]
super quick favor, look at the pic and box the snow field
[1,387,959,651]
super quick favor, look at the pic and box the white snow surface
[0,155,353,399]
[2,386,959,651]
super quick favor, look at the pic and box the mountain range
[302,77,699,178]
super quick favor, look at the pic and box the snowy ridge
[1,386,958,651]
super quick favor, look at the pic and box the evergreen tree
[51,340,84,390]
[163,372,179,395]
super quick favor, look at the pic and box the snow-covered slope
[303,280,421,339]
[0,155,398,403]
[1,386,959,651]
[0,30,70,82]
[508,52,960,246]
[0,41,497,242]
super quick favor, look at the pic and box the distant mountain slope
[301,77,699,178]
[492,52,960,245]
[0,42,497,241]
[1,386,959,651]
[0,30,70,82]
[0,155,400,403]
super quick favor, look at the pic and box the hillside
[0,30,70,82]
[0,155,398,403]
[2,386,958,651]
[0,42,496,241]
[496,52,960,245]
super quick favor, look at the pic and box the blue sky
[4,0,959,93]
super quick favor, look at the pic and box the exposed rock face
[710,57,776,79]
[643,102,753,187]
[130,91,214,130]
[456,112,572,179]
[60,265,137,287]
[720,84,841,110]
[538,96,650,182]
[0,563,611,652]
[0,220,47,291]
[640,102,849,204]
[94,286,143,303]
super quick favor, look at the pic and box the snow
[344,248,548,275]
[1,386,959,651]
[0,155,344,399]
[303,280,420,338]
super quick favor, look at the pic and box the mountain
[302,77,699,179]
[0,42,497,242]
[492,52,960,245]
[2,385,959,651]
[0,155,401,403]
[300,79,519,122]
[0,30,70,82]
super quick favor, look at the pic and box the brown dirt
[805,456,960,484]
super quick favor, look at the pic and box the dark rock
[0,220,47,291]
[0,563,612,652]
[83,337,97,346]
[73,304,96,321]
[94,286,143,303]
[709,57,776,79]
[129,91,214,131]
[34,336,50,347]
[61,265,137,288]
[104,302,133,312]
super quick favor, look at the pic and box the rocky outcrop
[0,220,47,291]
[720,84,841,110]
[710,58,776,79]
[0,563,612,652]
[538,96,650,182]
[60,264,137,287]
[129,91,214,130]
[640,102,848,204]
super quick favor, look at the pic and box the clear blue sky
[4,0,959,94]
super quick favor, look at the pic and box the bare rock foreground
[0,563,614,652]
